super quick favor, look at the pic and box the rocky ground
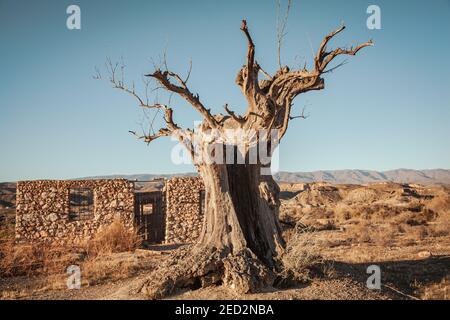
[1,181,449,300]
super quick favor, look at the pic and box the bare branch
[321,59,348,74]
[99,57,197,156]
[289,106,309,120]
[276,0,292,70]
[314,25,346,70]
[240,19,255,67]
[129,128,170,144]
[145,69,218,129]
[223,104,246,124]
[104,57,152,108]
[314,25,373,73]
[130,104,194,159]
[185,59,193,84]
[266,25,372,103]
[258,65,273,80]
[237,20,260,95]
[93,66,102,80]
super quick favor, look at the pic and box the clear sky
[1,0,449,181]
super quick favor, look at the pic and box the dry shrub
[78,219,142,285]
[85,218,141,257]
[0,238,39,276]
[0,218,141,283]
[410,225,430,240]
[393,211,413,225]
[281,230,332,283]
[333,203,354,222]
[350,221,372,243]
[348,221,398,246]
[0,218,150,294]
[80,252,140,285]
[0,237,79,277]
[427,190,450,213]
[373,226,396,246]
[428,210,450,238]
[429,224,449,238]
[0,215,79,277]
[420,276,450,300]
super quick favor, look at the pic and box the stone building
[15,177,204,245]
[164,177,204,244]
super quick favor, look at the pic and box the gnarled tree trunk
[198,163,284,264]
[102,19,372,298]
[141,159,286,298]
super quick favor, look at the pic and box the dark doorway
[134,191,165,243]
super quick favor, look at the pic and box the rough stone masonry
[15,177,205,245]
[164,177,204,244]
[15,179,135,244]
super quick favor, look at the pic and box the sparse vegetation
[0,218,146,297]
[281,229,334,284]
[1,181,449,300]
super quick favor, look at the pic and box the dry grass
[2,182,449,299]
[0,218,142,289]
[281,228,334,283]
[80,218,142,285]
[85,218,141,256]
[278,182,450,300]
[420,276,449,300]
[0,210,42,277]
[0,239,79,277]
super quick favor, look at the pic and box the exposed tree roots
[139,245,276,299]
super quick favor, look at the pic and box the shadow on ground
[330,255,450,299]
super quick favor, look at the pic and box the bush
[0,218,141,279]
[86,218,141,257]
[0,239,78,277]
[281,230,331,283]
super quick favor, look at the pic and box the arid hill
[0,183,15,209]
[279,181,450,228]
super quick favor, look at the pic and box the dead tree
[102,21,372,298]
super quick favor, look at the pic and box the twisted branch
[146,69,218,129]
[237,20,260,96]
[224,104,246,124]
[315,25,373,73]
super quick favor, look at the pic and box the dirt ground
[0,248,393,300]
[1,182,449,300]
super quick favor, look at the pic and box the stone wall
[164,177,205,244]
[15,179,134,244]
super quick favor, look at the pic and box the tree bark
[198,163,284,265]
[140,161,285,299]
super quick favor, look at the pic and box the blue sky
[0,0,449,181]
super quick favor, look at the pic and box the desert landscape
[1,0,449,308]
[1,171,449,300]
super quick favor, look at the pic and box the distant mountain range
[76,173,198,181]
[1,169,449,208]
[273,169,450,185]
[2,169,450,185]
[78,169,450,185]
